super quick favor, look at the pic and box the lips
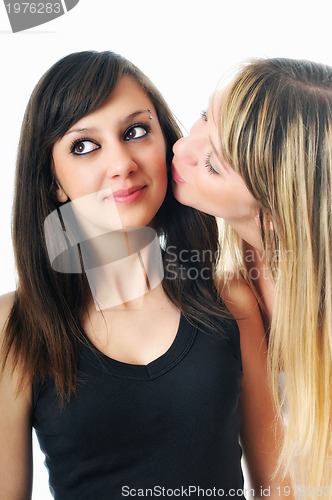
[171,163,185,184]
[104,185,147,204]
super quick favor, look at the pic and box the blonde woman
[0,50,290,499]
[172,57,332,497]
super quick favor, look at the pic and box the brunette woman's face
[171,91,257,225]
[52,76,167,232]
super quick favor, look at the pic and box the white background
[0,0,331,497]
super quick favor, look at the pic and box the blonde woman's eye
[204,153,219,175]
[70,139,100,156]
[124,123,151,141]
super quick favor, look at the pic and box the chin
[172,187,187,206]
[176,195,198,211]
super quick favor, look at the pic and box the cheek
[217,186,257,219]
[52,150,72,188]
[53,160,97,201]
[149,141,167,174]
[156,155,168,196]
[198,176,223,206]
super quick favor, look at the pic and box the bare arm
[0,292,33,500]
[221,279,292,499]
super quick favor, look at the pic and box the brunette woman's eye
[123,123,151,141]
[70,139,101,156]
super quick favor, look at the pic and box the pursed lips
[171,162,185,184]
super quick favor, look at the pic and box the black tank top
[33,314,244,499]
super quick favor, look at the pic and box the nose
[173,136,198,166]
[106,144,138,178]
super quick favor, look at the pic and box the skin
[0,78,288,499]
[172,91,289,494]
[52,76,180,363]
[172,95,260,244]
[172,92,275,322]
[52,76,168,232]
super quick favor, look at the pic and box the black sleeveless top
[33,315,244,499]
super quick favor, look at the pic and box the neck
[226,216,275,326]
[80,227,164,311]
[227,215,264,254]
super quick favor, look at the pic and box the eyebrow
[65,109,151,136]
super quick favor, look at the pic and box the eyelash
[204,153,219,176]
[123,122,151,141]
[70,137,100,156]
[200,110,218,175]
[69,122,152,156]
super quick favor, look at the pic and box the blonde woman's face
[172,91,257,225]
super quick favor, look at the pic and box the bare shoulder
[0,291,15,335]
[0,289,31,400]
[0,290,33,498]
[0,291,17,369]
[216,276,259,319]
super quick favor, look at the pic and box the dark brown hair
[2,51,224,400]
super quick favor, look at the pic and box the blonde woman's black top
[33,314,244,499]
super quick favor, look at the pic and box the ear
[50,178,69,203]
[254,209,274,232]
[56,185,69,203]
[254,209,262,229]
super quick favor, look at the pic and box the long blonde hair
[218,58,332,493]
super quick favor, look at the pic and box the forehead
[104,76,152,107]
[206,90,224,145]
[209,89,224,118]
[112,75,145,95]
[66,76,155,130]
